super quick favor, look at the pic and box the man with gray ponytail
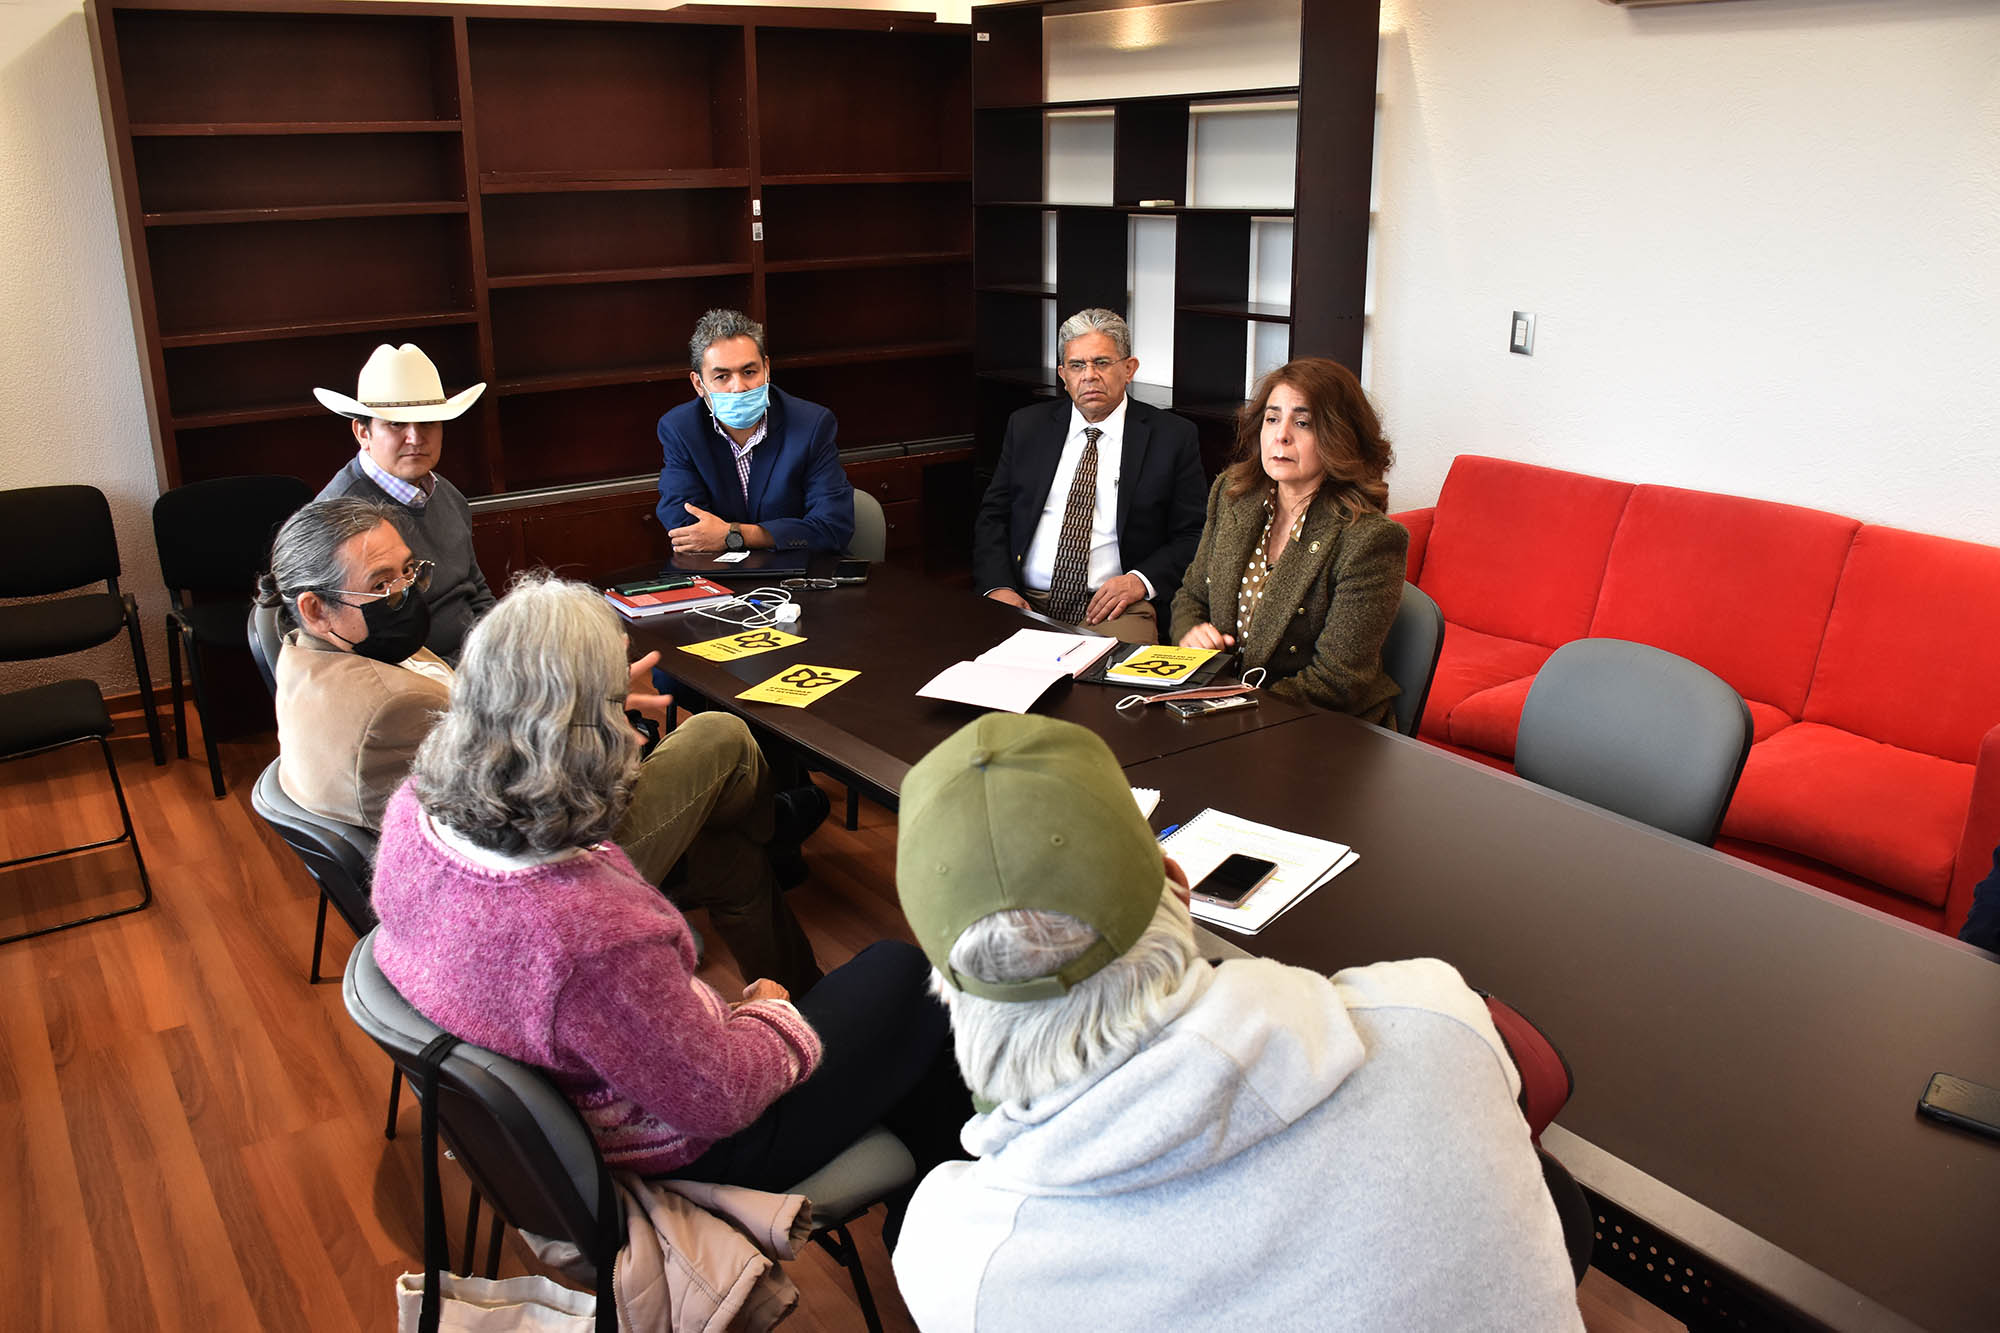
[261,497,454,832]
[261,504,822,992]
[890,714,1584,1331]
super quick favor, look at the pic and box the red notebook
[603,577,737,619]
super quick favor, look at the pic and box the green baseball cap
[897,714,1165,1002]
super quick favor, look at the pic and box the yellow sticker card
[680,628,805,662]
[1103,645,1217,686]
[737,664,859,709]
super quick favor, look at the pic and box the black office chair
[0,484,163,766]
[1380,581,1445,737]
[250,757,379,985]
[1514,638,1753,846]
[248,601,286,698]
[0,679,155,945]
[153,475,314,797]
[251,758,409,1143]
[348,930,619,1330]
[344,931,917,1333]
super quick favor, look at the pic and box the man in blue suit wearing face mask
[655,309,856,555]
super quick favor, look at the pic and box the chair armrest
[1947,721,2000,936]
[1389,506,1434,584]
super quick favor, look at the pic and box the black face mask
[331,587,433,664]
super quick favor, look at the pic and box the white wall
[1,3,164,694]
[1368,0,2000,541]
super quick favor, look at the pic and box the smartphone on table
[1167,695,1257,720]
[1918,1073,2000,1143]
[832,558,870,585]
[613,574,699,596]
[1191,854,1279,907]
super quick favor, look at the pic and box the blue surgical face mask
[705,382,769,430]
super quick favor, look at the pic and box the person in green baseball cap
[896,710,1193,1007]
[890,713,1585,1331]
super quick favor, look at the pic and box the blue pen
[1157,823,1180,841]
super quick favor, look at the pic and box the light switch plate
[751,221,764,242]
[1510,311,1536,356]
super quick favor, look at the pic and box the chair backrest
[848,488,887,562]
[154,474,315,598]
[0,484,121,597]
[1380,581,1444,736]
[1482,995,1572,1144]
[248,602,287,697]
[343,930,619,1271]
[251,758,380,938]
[1515,638,1753,845]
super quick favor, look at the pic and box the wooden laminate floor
[0,712,1678,1332]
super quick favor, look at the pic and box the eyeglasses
[1062,356,1120,375]
[781,577,838,590]
[327,558,434,609]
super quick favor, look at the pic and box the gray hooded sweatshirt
[893,956,1585,1332]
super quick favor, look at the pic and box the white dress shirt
[1020,396,1154,599]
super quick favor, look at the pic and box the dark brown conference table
[616,561,2000,1331]
[619,562,1317,806]
[1128,712,2000,1333]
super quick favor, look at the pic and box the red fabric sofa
[1393,455,2000,935]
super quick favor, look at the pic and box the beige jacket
[1169,474,1408,724]
[528,1175,811,1333]
[274,630,452,830]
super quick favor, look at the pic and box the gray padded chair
[1514,638,1753,845]
[252,757,406,1139]
[247,601,286,698]
[344,931,916,1333]
[831,489,888,827]
[1379,581,1444,737]
[251,757,379,985]
[848,488,888,563]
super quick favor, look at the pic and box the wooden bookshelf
[969,0,1380,477]
[89,0,976,573]
[129,120,462,135]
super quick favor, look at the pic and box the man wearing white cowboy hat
[315,343,495,663]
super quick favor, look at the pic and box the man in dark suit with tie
[656,308,855,555]
[972,308,1208,643]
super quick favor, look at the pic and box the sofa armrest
[1390,507,1434,584]
[1947,721,2000,936]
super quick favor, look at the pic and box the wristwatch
[724,524,746,553]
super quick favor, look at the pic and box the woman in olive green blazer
[1169,358,1408,725]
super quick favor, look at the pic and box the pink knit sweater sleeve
[549,934,823,1144]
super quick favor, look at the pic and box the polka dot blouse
[1236,491,1309,638]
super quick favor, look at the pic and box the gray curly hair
[689,308,769,373]
[411,572,637,856]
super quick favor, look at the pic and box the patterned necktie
[1045,425,1102,624]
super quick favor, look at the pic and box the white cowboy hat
[313,343,485,423]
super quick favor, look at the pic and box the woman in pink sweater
[370,573,966,1199]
